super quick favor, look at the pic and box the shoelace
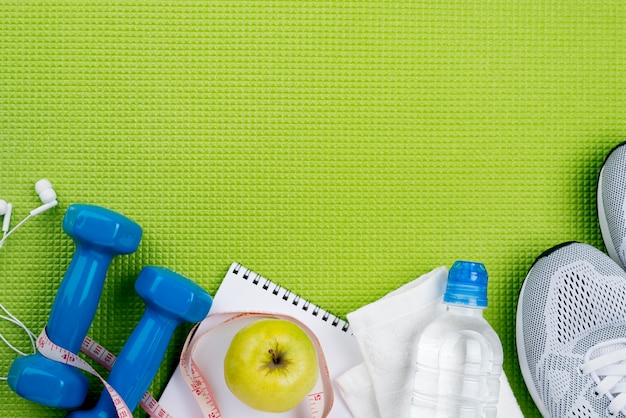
[581,346,626,416]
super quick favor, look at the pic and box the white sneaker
[517,242,626,417]
[598,142,626,269]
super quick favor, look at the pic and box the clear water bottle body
[410,305,503,418]
[410,261,503,418]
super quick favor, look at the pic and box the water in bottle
[410,261,503,418]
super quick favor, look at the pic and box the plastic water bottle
[409,261,503,418]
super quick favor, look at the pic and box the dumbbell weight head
[136,265,212,323]
[62,204,142,254]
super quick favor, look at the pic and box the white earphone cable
[0,302,38,380]
[0,213,35,249]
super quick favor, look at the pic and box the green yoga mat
[1,2,625,416]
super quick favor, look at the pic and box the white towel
[336,266,523,418]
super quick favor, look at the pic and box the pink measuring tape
[36,311,334,418]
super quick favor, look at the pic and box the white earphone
[0,179,58,248]
[31,179,58,216]
[0,199,13,239]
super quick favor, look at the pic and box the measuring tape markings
[81,336,116,369]
[180,341,222,418]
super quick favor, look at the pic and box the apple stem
[269,348,281,364]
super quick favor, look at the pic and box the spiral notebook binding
[231,263,350,333]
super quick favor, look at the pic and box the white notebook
[158,262,363,417]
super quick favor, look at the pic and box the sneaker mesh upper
[518,242,626,417]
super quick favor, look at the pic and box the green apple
[223,318,319,412]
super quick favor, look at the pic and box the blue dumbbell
[67,266,212,417]
[8,204,142,408]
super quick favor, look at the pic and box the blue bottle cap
[443,261,488,308]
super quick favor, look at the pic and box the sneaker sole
[597,142,626,269]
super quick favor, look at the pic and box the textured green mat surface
[1,2,625,416]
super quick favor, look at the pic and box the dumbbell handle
[108,309,180,412]
[47,247,113,353]
[69,309,182,417]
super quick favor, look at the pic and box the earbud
[0,200,12,234]
[31,179,58,216]
[0,179,58,248]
